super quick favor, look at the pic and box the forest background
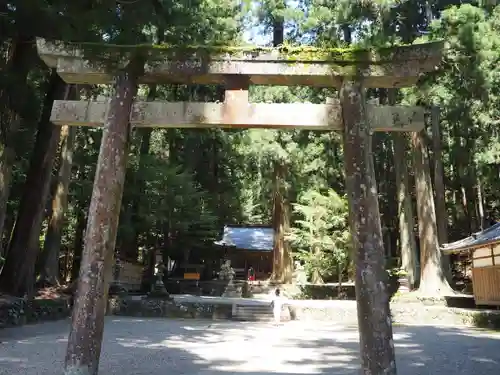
[0,0,499,298]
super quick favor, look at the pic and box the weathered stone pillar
[340,79,397,375]
[64,66,139,375]
[223,75,250,124]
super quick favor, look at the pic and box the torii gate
[36,39,443,375]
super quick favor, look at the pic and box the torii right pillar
[341,79,396,374]
[339,43,442,374]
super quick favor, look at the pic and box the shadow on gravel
[0,318,70,341]
[0,318,499,375]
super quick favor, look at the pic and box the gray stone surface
[0,317,499,375]
[36,38,444,88]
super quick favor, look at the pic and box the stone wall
[2,294,500,331]
[107,297,233,320]
[0,296,71,329]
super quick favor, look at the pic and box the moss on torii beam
[36,38,443,88]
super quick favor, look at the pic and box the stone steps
[233,304,274,321]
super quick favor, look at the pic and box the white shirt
[273,295,282,314]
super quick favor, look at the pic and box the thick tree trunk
[269,5,292,283]
[393,133,419,288]
[412,131,454,296]
[39,124,76,285]
[271,166,282,281]
[373,92,397,260]
[0,71,67,297]
[462,143,479,234]
[0,118,19,256]
[340,80,396,375]
[64,64,140,375]
[431,107,448,244]
[389,90,418,288]
[282,198,293,283]
[120,85,156,260]
[126,127,153,258]
[430,107,452,282]
[0,39,33,256]
[453,119,478,234]
[271,162,293,283]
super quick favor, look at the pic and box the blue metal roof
[214,226,274,251]
[442,222,500,253]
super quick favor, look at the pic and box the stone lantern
[151,249,169,296]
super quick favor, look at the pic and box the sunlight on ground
[115,321,358,374]
[0,318,499,375]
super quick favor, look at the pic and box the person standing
[247,266,255,281]
[272,288,282,325]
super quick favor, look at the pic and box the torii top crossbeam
[36,38,443,88]
[36,39,442,132]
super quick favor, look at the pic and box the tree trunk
[0,71,68,297]
[0,39,33,256]
[463,138,479,233]
[311,245,323,284]
[64,64,140,375]
[453,120,478,234]
[282,195,293,283]
[39,123,77,285]
[447,124,460,230]
[393,133,419,288]
[389,89,418,288]
[430,106,452,282]
[310,268,322,284]
[340,80,396,375]
[412,130,454,296]
[122,85,156,260]
[126,127,153,258]
[268,3,292,284]
[477,176,486,230]
[431,107,448,244]
[271,162,292,283]
[71,207,86,282]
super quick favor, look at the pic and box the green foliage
[403,4,500,229]
[139,156,219,243]
[287,188,350,282]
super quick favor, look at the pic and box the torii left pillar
[64,65,140,375]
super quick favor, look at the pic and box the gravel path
[1,318,499,375]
